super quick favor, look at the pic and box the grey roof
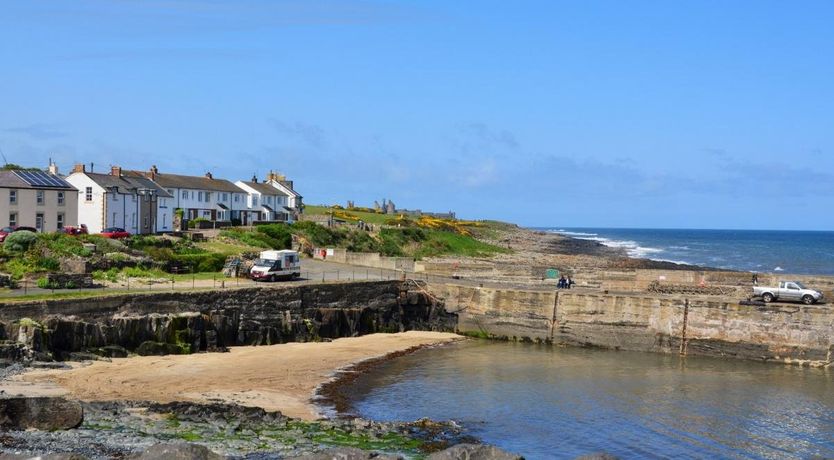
[147,171,242,193]
[121,171,173,197]
[239,181,289,196]
[0,170,75,190]
[267,179,301,198]
[85,172,173,197]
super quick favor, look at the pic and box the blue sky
[1,1,832,230]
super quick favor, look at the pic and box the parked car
[100,227,131,239]
[0,226,38,243]
[752,281,824,305]
[61,224,88,236]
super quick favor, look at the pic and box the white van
[250,250,301,282]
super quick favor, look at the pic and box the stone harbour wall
[0,281,457,362]
[437,283,834,366]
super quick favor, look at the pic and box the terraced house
[234,176,293,224]
[142,166,245,224]
[66,165,172,234]
[0,167,78,232]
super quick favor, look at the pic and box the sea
[544,228,834,275]
[346,341,834,460]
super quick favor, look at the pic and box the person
[566,276,573,289]
[558,275,566,289]
[752,272,758,286]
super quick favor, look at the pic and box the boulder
[0,396,83,430]
[96,344,129,358]
[128,443,223,460]
[0,453,89,460]
[289,447,403,460]
[136,341,185,356]
[426,443,523,460]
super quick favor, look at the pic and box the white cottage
[235,177,292,223]
[66,165,173,234]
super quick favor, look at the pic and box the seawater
[346,341,834,459]
[545,228,834,275]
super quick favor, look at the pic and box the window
[205,192,211,202]
[112,212,117,226]
[252,196,258,206]
[143,216,148,228]
[9,190,16,204]
[198,191,203,201]
[57,213,64,229]
[9,213,16,227]
[234,194,240,202]
[132,194,137,202]
[35,213,43,232]
[222,193,228,201]
[85,187,93,201]
[57,192,65,206]
[182,190,188,199]
[36,190,44,205]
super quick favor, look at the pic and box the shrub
[187,217,210,229]
[345,230,379,253]
[93,268,120,282]
[171,253,226,272]
[36,277,51,289]
[36,257,60,271]
[291,221,345,247]
[2,258,37,280]
[255,224,293,249]
[4,231,38,253]
[123,266,168,278]
[33,233,92,257]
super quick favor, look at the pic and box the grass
[413,230,509,259]
[196,240,262,256]
[304,205,391,225]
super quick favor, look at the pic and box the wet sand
[9,331,462,420]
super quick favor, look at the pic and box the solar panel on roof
[12,170,72,188]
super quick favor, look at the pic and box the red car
[0,226,38,242]
[100,227,131,239]
[61,224,88,236]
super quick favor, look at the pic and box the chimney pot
[205,172,213,179]
[72,163,86,174]
[110,166,122,177]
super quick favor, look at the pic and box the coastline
[11,331,463,420]
[315,340,463,417]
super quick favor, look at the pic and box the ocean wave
[667,246,690,250]
[774,266,784,272]
[569,235,664,258]
[552,230,599,237]
[650,258,691,265]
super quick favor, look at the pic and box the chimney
[149,165,158,181]
[72,163,86,174]
[251,174,258,183]
[110,165,122,177]
[205,172,213,179]
[266,171,277,182]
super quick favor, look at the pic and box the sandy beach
[10,331,462,420]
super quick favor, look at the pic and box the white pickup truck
[752,281,824,305]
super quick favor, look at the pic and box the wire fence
[1,264,553,300]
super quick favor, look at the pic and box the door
[783,282,802,300]
[35,213,44,232]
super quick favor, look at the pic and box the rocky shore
[0,398,514,459]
